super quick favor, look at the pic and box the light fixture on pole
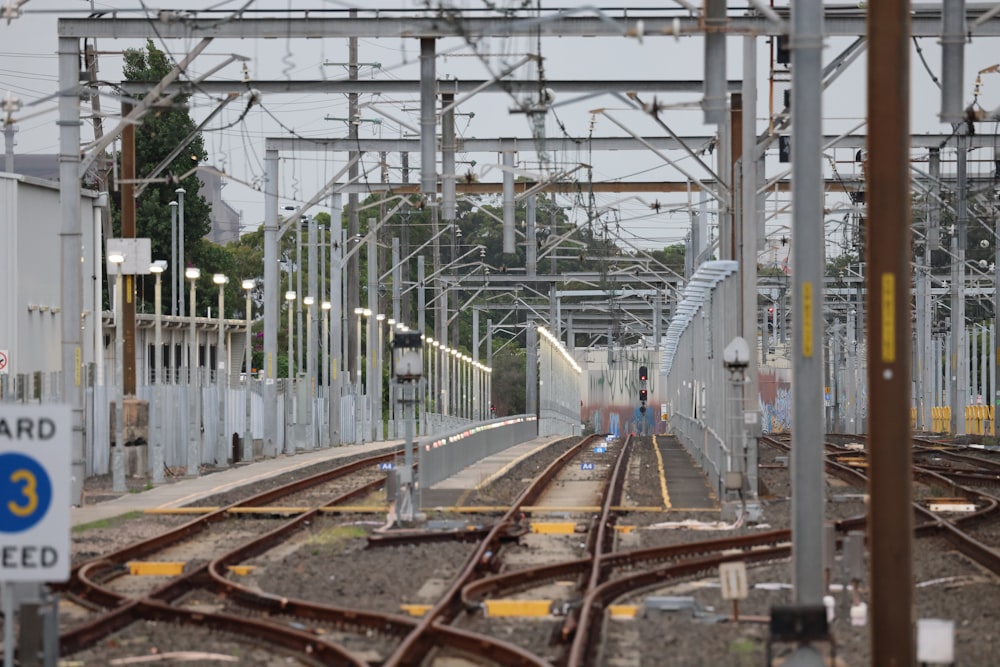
[242,278,255,463]
[185,266,201,476]
[286,290,297,381]
[149,259,168,484]
[109,251,126,493]
[213,273,229,466]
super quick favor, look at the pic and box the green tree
[115,40,217,315]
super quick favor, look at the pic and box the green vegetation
[72,511,143,533]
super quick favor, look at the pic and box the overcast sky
[3,2,1000,256]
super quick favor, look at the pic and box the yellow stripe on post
[881,273,896,362]
[801,282,814,357]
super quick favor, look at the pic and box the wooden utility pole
[121,102,137,395]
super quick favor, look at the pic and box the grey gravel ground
[69,435,1000,666]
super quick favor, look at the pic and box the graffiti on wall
[759,367,792,433]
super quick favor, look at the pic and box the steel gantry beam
[119,78,743,96]
[57,6,1000,39]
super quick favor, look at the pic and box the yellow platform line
[128,561,185,576]
[652,435,672,509]
[482,599,552,617]
[609,604,639,619]
[400,604,432,617]
[521,505,602,513]
[530,522,579,534]
[144,507,214,515]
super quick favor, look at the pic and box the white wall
[0,173,99,377]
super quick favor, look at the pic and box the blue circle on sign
[0,453,52,533]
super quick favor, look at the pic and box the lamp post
[286,290,297,382]
[149,260,167,484]
[242,279,255,463]
[376,313,386,441]
[169,201,178,317]
[352,308,371,443]
[303,295,315,449]
[177,187,187,315]
[185,266,201,476]
[109,251,126,493]
[322,300,331,445]
[213,273,229,466]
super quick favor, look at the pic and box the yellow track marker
[226,565,255,576]
[614,525,636,534]
[652,435,672,509]
[400,604,432,616]
[483,600,552,617]
[530,522,579,534]
[609,605,639,619]
[128,561,185,576]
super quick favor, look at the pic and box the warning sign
[0,350,7,374]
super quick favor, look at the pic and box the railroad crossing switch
[127,561,185,576]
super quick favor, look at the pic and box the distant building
[0,172,102,377]
[0,152,240,245]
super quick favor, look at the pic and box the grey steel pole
[308,214,318,396]
[187,274,199,476]
[417,256,427,434]
[263,149,279,457]
[868,0,916,662]
[243,283,253,462]
[526,195,537,277]
[367,223,380,441]
[170,201,178,317]
[153,270,164,484]
[502,151,516,254]
[216,279,227,466]
[442,92,456,221]
[703,0,727,124]
[112,266,125,493]
[296,218,303,373]
[940,0,966,124]
[392,238,402,437]
[330,207,343,446]
[995,207,1000,419]
[951,130,969,434]
[420,38,437,194]
[790,0,826,612]
[177,188,186,316]
[526,320,538,418]
[322,300,331,445]
[741,35,760,498]
[61,35,85,506]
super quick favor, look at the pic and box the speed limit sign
[0,350,8,374]
[0,405,70,582]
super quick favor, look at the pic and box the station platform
[71,434,569,528]
[71,439,403,527]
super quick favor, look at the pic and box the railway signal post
[392,332,423,524]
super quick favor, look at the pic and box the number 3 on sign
[0,454,51,533]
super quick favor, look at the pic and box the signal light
[639,389,648,402]
[639,365,648,382]
[639,405,646,415]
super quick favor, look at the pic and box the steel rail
[383,434,598,666]
[561,433,633,642]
